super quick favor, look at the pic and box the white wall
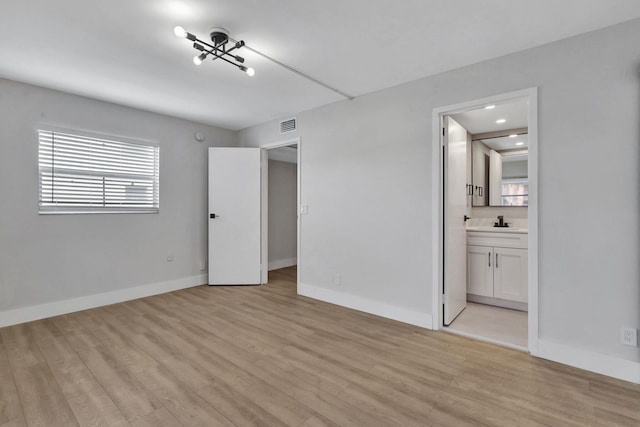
[240,19,640,374]
[0,79,238,321]
[268,159,297,270]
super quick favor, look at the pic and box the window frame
[37,126,160,215]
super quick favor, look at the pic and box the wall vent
[280,117,297,134]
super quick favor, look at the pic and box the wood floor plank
[75,345,161,423]
[298,414,340,427]
[129,408,182,427]
[10,363,79,427]
[0,418,26,427]
[67,387,130,427]
[195,380,287,427]
[1,325,79,427]
[130,364,234,427]
[0,338,23,425]
[28,320,100,399]
[2,266,640,427]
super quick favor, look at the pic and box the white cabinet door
[493,247,528,302]
[467,245,493,297]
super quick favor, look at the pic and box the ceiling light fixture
[515,142,524,146]
[172,25,353,100]
[485,105,496,109]
[509,134,517,138]
[174,26,255,76]
[496,119,506,124]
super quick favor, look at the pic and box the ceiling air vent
[280,117,297,134]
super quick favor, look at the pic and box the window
[38,129,159,213]
[501,178,528,206]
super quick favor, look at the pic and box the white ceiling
[451,97,529,135]
[2,1,639,131]
[268,145,298,163]
[481,134,529,153]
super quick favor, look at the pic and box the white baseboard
[298,282,433,329]
[268,258,297,271]
[444,327,528,352]
[537,339,640,384]
[0,274,207,328]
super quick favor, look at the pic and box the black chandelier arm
[193,44,244,70]
[193,40,246,68]
[206,49,245,70]
[193,36,227,52]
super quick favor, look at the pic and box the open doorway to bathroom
[432,89,538,353]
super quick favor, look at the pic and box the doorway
[431,89,539,354]
[260,138,301,289]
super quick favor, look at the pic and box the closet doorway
[260,138,301,289]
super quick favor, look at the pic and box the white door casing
[444,116,468,325]
[208,147,262,285]
[431,87,538,355]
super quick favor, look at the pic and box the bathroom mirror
[472,133,528,207]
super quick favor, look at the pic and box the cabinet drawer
[467,231,528,249]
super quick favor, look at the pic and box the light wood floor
[1,267,640,427]
[445,302,528,349]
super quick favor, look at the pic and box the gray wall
[268,159,297,268]
[240,19,640,363]
[502,160,528,179]
[0,79,238,311]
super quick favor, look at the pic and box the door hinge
[442,127,445,136]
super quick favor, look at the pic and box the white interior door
[444,116,468,325]
[208,147,262,285]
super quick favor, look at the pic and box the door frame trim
[430,88,539,355]
[260,137,301,289]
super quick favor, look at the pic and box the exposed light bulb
[515,142,524,146]
[193,53,206,65]
[174,26,186,38]
[484,105,496,109]
[246,67,255,77]
[496,119,506,124]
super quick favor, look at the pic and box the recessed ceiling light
[509,134,517,138]
[496,119,506,124]
[485,105,496,110]
[515,142,524,146]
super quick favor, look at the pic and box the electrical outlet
[334,273,341,286]
[199,260,206,271]
[621,327,638,346]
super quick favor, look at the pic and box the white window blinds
[38,130,159,213]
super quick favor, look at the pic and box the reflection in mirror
[472,133,528,207]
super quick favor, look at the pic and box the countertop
[466,226,528,234]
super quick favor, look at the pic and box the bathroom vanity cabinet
[466,230,528,309]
